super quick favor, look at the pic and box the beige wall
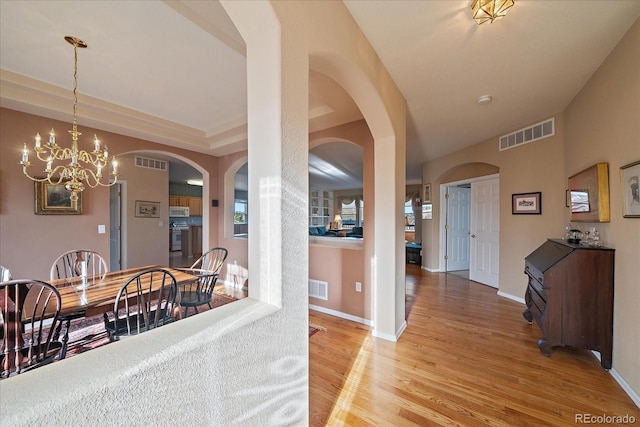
[309,245,365,318]
[422,19,639,397]
[422,114,566,299]
[0,107,220,279]
[118,154,169,269]
[563,18,640,396]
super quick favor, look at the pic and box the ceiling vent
[499,118,555,151]
[135,155,167,172]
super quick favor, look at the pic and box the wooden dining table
[49,265,199,318]
[1,266,199,376]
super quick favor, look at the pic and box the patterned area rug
[62,292,238,359]
[309,323,326,337]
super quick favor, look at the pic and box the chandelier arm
[21,167,67,185]
[34,147,71,163]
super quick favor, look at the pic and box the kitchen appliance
[170,221,189,251]
[169,206,190,217]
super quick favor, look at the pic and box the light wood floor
[309,264,639,426]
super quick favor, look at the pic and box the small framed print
[424,184,431,203]
[135,200,160,218]
[512,192,542,215]
[35,181,82,215]
[620,160,640,218]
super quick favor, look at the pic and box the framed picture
[422,203,433,220]
[568,163,610,222]
[424,183,431,203]
[135,200,160,218]
[512,192,542,215]
[34,181,82,215]
[620,160,640,218]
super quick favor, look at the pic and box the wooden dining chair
[50,249,109,359]
[1,279,62,378]
[190,247,228,274]
[103,268,179,341]
[50,249,108,281]
[178,272,219,318]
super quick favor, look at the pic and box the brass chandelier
[19,36,118,208]
[471,0,515,25]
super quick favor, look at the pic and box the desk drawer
[528,284,546,314]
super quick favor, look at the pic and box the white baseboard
[421,265,440,273]
[309,304,373,327]
[309,303,405,342]
[497,290,525,305]
[372,320,406,342]
[590,351,640,408]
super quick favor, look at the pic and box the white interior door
[446,186,471,271]
[469,178,500,287]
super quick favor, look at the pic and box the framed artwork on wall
[512,192,542,215]
[34,181,82,215]
[620,160,640,218]
[423,183,431,203]
[135,200,160,218]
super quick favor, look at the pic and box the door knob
[471,234,476,238]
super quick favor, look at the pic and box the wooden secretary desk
[522,239,615,370]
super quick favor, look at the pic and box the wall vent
[135,156,167,172]
[499,118,555,151]
[309,279,328,300]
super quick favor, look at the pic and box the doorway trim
[438,173,499,273]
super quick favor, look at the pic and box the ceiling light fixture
[187,179,203,186]
[471,0,515,25]
[477,95,493,105]
[19,36,118,209]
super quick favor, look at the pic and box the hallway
[309,264,638,425]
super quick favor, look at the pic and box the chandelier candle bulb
[21,144,28,163]
[93,135,100,152]
[35,133,41,149]
[46,158,53,172]
[49,129,55,144]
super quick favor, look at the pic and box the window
[234,199,248,236]
[340,200,356,229]
[405,200,415,229]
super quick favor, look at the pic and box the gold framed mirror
[568,162,610,222]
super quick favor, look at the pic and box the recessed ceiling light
[477,95,492,105]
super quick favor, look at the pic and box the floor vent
[135,155,167,172]
[309,279,328,300]
[499,118,554,151]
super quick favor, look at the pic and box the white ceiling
[1,1,639,188]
